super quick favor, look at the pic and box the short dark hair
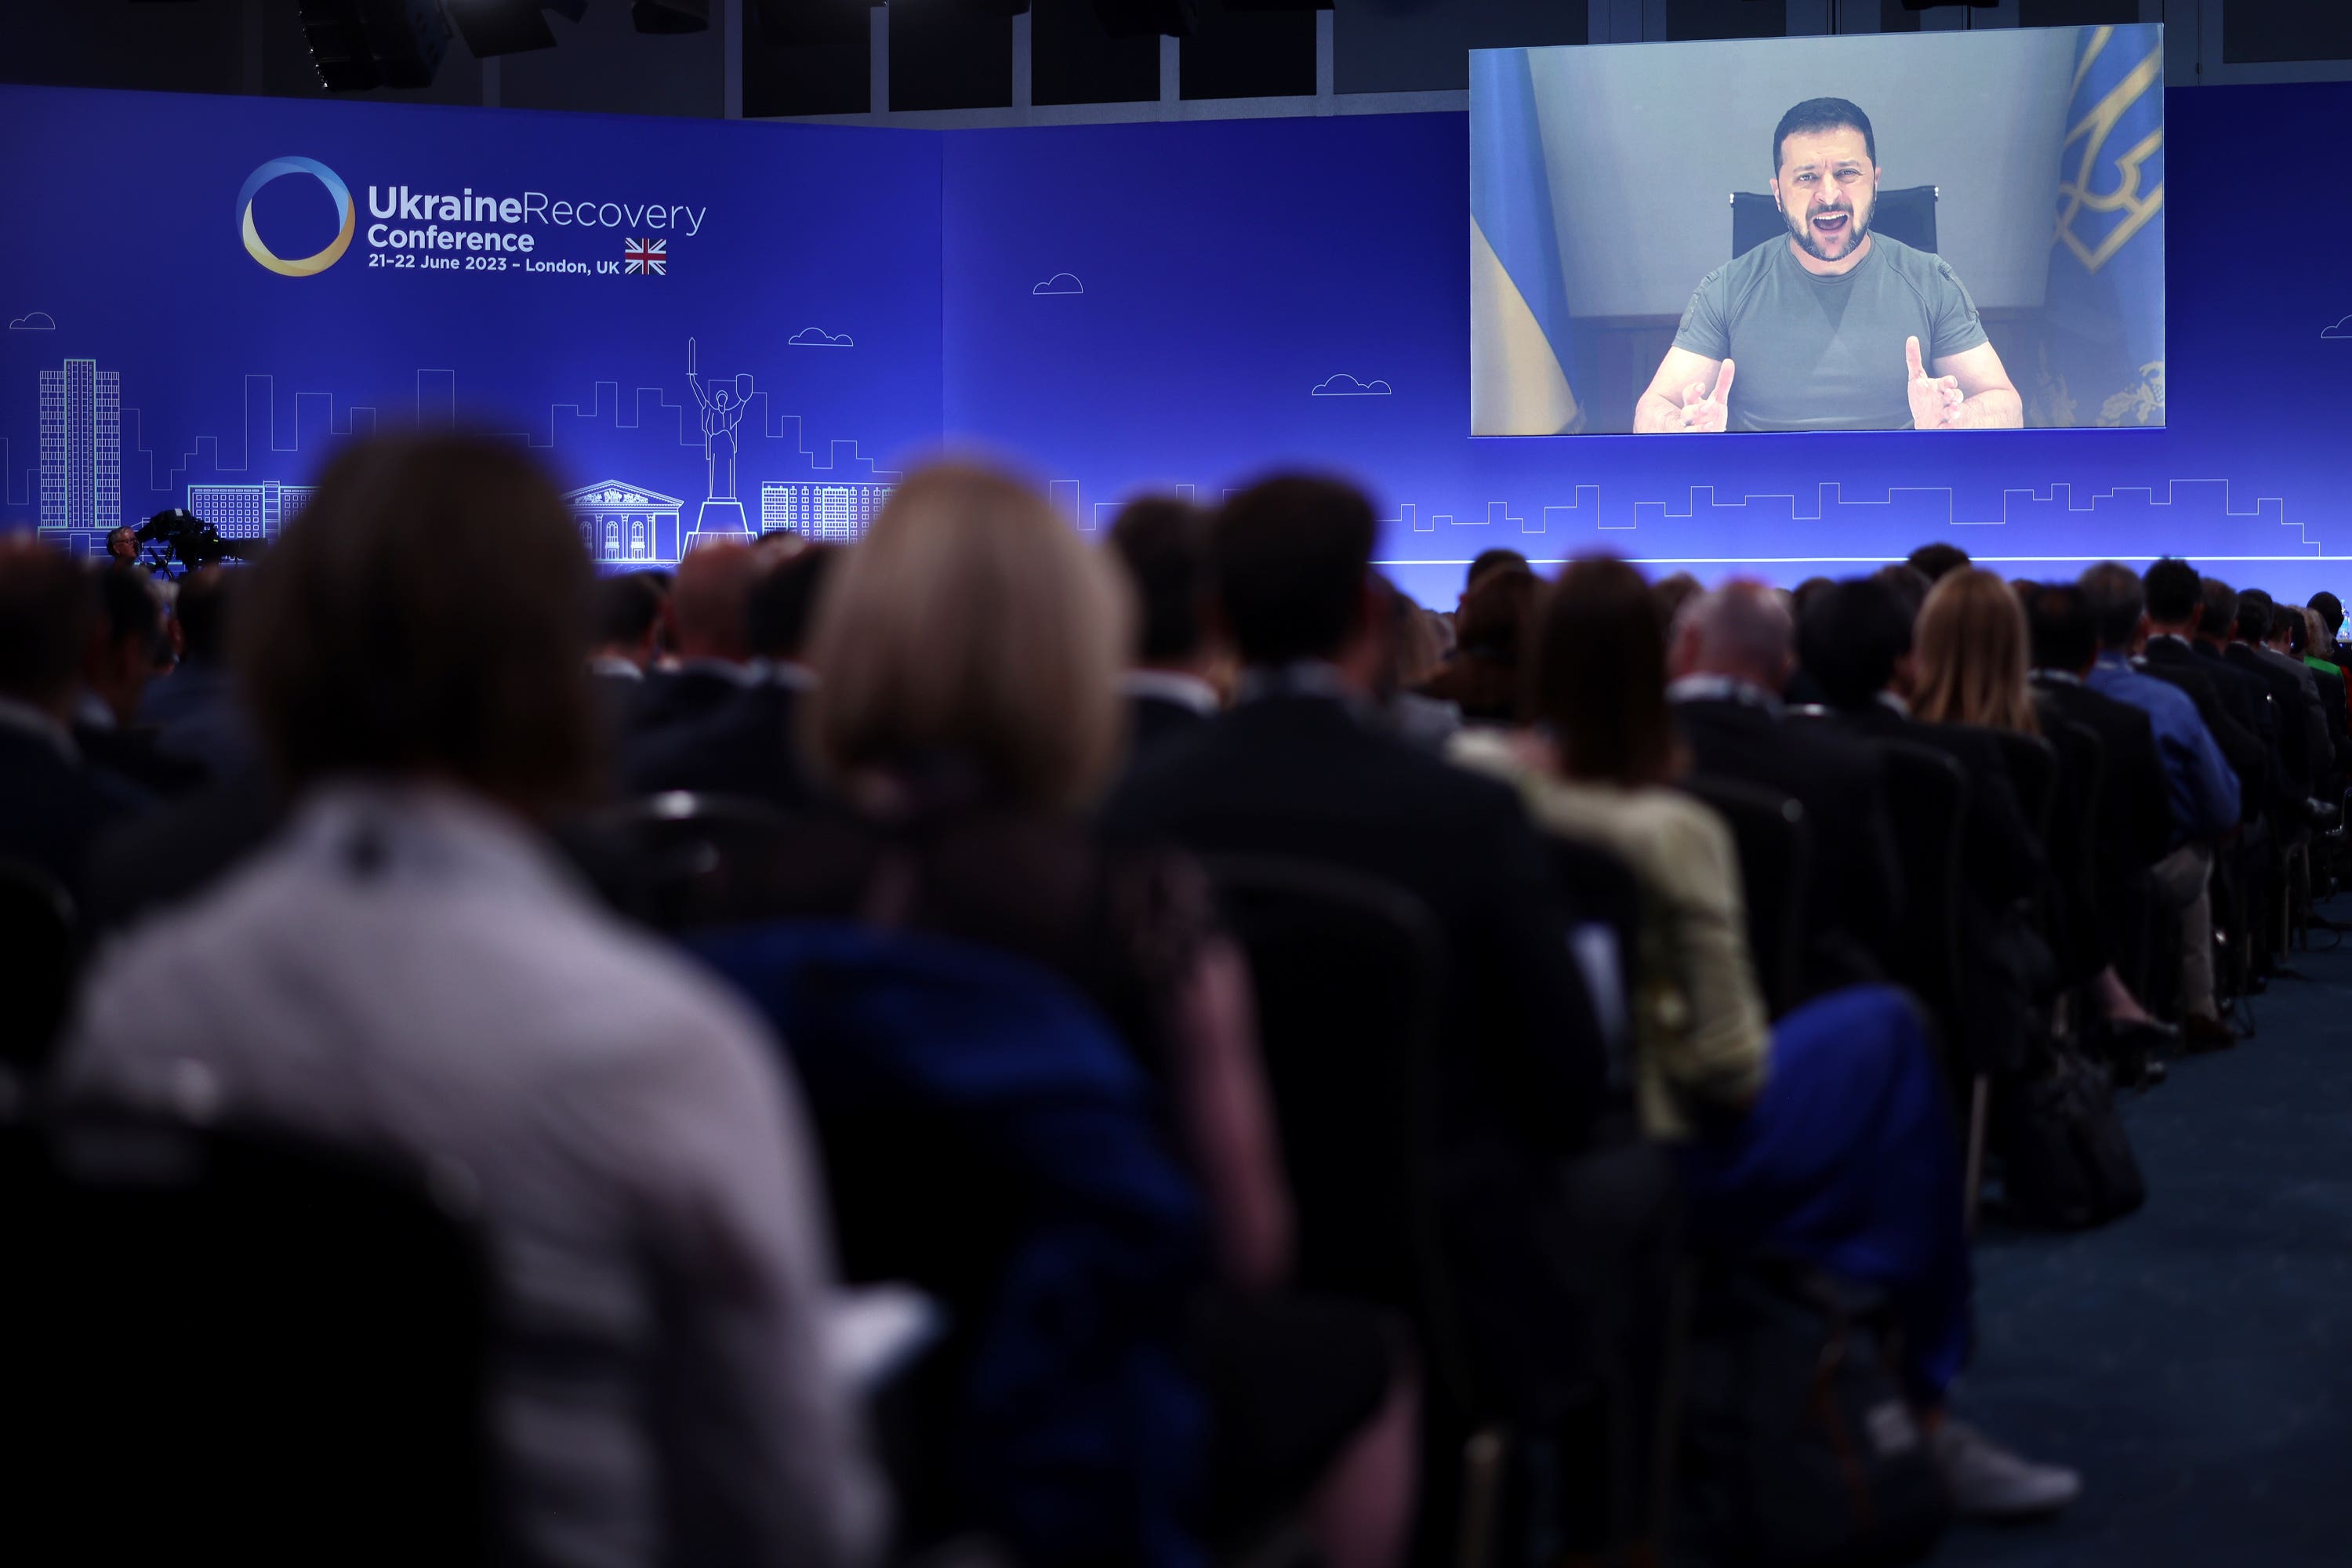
[1210,476,1375,666]
[0,539,92,706]
[2025,583,2100,673]
[1108,496,1211,665]
[1873,562,1933,619]
[2236,588,2275,643]
[591,572,664,649]
[1527,558,1676,787]
[2199,577,2239,636]
[746,546,837,662]
[2143,557,2202,624]
[1466,548,1530,593]
[1798,576,1915,710]
[172,568,237,664]
[2310,591,2343,633]
[1773,97,1876,176]
[237,436,598,811]
[91,562,163,652]
[1907,543,1970,583]
[2077,563,2146,651]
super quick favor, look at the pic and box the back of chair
[1677,775,1810,1018]
[1873,739,1970,1019]
[0,1116,491,1566]
[2038,717,2110,982]
[1202,857,1474,1403]
[0,858,77,1081]
[1730,183,1939,256]
[1974,728,2059,844]
[578,790,797,931]
[1547,835,1645,1036]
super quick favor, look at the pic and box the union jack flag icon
[624,238,666,276]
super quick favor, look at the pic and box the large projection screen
[1470,25,2165,436]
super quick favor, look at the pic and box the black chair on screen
[0,1114,492,1566]
[1730,184,1940,257]
[1676,775,1809,1019]
[0,858,78,1084]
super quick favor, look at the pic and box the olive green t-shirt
[1671,233,1990,433]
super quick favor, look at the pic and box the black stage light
[1901,1,2001,8]
[1221,1,1331,10]
[633,0,711,31]
[443,0,558,54]
[1091,0,1198,40]
[746,0,873,49]
[297,0,452,90]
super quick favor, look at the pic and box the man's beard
[1783,197,1871,262]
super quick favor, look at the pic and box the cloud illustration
[2325,314,2352,340]
[788,326,854,347]
[1032,272,1084,296]
[8,311,55,331]
[1309,372,1392,397]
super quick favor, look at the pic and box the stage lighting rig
[297,0,452,89]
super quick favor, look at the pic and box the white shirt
[63,783,884,1568]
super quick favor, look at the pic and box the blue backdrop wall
[6,79,2350,604]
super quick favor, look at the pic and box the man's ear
[1769,175,1782,209]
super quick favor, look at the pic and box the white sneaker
[1933,1419,2082,1519]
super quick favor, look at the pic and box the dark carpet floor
[1936,905,2352,1566]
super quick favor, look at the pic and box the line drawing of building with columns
[38,357,122,554]
[566,479,684,565]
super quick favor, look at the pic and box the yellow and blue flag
[1470,50,1584,435]
[2035,23,2165,427]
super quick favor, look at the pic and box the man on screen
[1635,98,2023,434]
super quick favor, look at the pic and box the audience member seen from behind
[1462,546,1530,604]
[2078,562,2241,1050]
[1666,579,1905,994]
[60,437,884,1568]
[0,539,130,896]
[625,539,764,741]
[137,566,256,780]
[1374,582,1462,752]
[1907,542,1972,583]
[622,543,835,811]
[1417,564,1537,726]
[1456,558,2080,1519]
[74,565,206,800]
[1107,495,1224,770]
[733,465,1416,1568]
[1102,474,1617,1427]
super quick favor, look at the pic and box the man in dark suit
[623,540,765,745]
[1105,496,1220,772]
[136,568,257,782]
[0,541,132,896]
[621,545,833,810]
[1101,476,1612,1410]
[1666,578,1905,993]
[2201,575,2322,804]
[2098,561,2258,822]
[586,570,665,740]
[75,564,207,801]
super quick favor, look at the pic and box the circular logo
[238,157,354,277]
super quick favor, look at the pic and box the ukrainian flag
[1471,49,1584,435]
[2036,24,2165,427]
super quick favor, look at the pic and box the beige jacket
[1451,731,1769,1140]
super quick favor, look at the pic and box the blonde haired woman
[755,464,1416,1568]
[1911,566,2043,735]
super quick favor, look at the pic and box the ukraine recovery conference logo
[238,157,354,277]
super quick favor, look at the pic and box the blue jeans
[1675,985,1972,1402]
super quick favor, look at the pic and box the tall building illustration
[760,481,892,543]
[38,358,122,548]
[186,481,316,542]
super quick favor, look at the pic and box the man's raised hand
[1906,336,1965,430]
[1674,358,1735,433]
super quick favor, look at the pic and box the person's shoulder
[1874,234,1973,303]
[1716,238,1782,289]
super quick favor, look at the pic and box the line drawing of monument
[684,336,754,552]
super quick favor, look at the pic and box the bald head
[670,540,760,662]
[1671,578,1794,691]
